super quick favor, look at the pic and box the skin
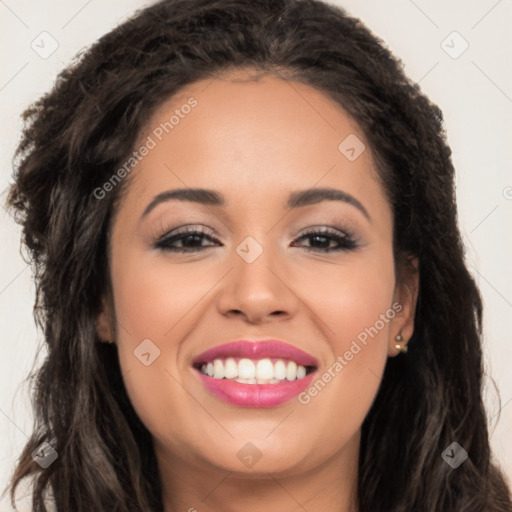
[96,67,418,512]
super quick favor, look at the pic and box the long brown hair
[6,0,512,510]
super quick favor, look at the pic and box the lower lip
[195,371,316,407]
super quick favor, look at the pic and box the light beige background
[1,1,511,509]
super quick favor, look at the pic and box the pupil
[183,234,202,247]
[311,235,329,248]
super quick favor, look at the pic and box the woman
[6,0,512,510]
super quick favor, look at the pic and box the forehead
[118,68,388,218]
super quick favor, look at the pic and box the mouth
[192,340,318,407]
[194,357,316,383]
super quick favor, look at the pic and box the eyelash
[153,226,359,253]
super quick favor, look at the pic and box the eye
[291,227,358,252]
[153,225,359,253]
[154,226,220,253]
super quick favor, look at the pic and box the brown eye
[292,228,358,252]
[154,226,220,253]
[154,226,359,254]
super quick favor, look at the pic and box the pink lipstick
[192,340,318,407]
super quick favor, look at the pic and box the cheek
[109,250,225,440]
[296,244,396,351]
[293,247,395,443]
[111,248,209,345]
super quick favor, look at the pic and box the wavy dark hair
[5,0,511,510]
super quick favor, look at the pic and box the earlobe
[95,297,115,343]
[388,256,419,356]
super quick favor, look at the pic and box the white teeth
[286,361,297,381]
[224,357,238,379]
[213,359,225,379]
[238,358,255,379]
[274,360,287,380]
[256,358,274,380]
[296,364,306,380]
[200,357,310,383]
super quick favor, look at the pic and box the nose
[215,242,299,325]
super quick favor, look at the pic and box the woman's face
[98,69,417,480]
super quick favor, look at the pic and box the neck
[157,430,360,512]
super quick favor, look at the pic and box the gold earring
[394,334,407,353]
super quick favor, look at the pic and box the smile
[192,340,318,407]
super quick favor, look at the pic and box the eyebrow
[140,187,370,220]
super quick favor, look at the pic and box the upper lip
[192,340,318,367]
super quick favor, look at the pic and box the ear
[388,256,419,356]
[95,296,115,343]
